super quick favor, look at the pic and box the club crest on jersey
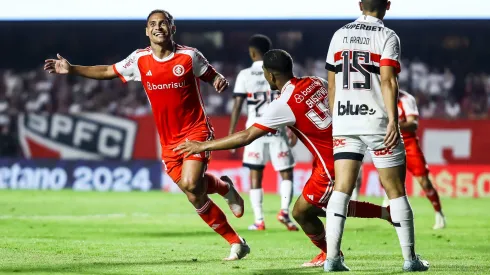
[295,94,305,103]
[173,65,185,77]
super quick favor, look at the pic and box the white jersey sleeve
[400,93,419,117]
[191,50,210,77]
[380,34,401,73]
[253,100,296,134]
[233,70,247,97]
[113,50,142,83]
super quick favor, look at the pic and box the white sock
[250,188,264,222]
[390,196,416,261]
[326,191,350,260]
[280,180,293,212]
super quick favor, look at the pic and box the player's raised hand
[384,120,400,149]
[174,140,206,158]
[44,54,71,74]
[213,74,229,93]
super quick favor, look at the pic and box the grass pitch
[0,190,489,274]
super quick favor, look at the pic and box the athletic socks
[280,180,293,213]
[390,196,416,261]
[250,188,264,222]
[326,191,350,259]
[196,198,241,245]
[205,173,230,196]
[307,231,327,253]
[424,188,442,212]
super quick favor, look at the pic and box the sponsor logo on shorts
[277,151,290,159]
[333,138,346,148]
[247,152,260,159]
[373,148,393,156]
[337,101,376,116]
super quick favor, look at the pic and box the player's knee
[292,205,305,224]
[179,177,204,196]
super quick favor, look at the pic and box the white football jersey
[326,15,401,136]
[234,61,285,139]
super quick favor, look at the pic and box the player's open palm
[44,54,71,74]
[384,121,400,149]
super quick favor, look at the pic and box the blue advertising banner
[0,158,162,191]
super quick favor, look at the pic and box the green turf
[0,191,489,274]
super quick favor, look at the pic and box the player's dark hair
[147,9,174,26]
[361,0,388,12]
[263,49,293,74]
[249,34,272,56]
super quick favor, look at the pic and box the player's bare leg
[277,168,299,231]
[248,168,266,230]
[292,195,330,267]
[179,160,249,260]
[378,164,429,271]
[351,165,363,201]
[324,159,360,272]
[414,175,445,229]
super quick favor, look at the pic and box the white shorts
[243,137,295,171]
[333,135,406,168]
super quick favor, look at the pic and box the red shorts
[302,168,335,208]
[404,137,429,177]
[162,131,213,183]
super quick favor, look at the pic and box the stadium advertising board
[198,161,490,198]
[1,0,488,20]
[17,113,160,160]
[0,159,162,191]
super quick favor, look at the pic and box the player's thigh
[243,138,268,170]
[292,193,324,222]
[362,135,407,198]
[301,171,334,210]
[333,136,366,194]
[269,138,296,173]
[179,159,207,194]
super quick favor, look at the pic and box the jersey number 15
[341,50,372,90]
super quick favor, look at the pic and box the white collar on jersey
[151,43,176,62]
[356,15,384,25]
[252,60,264,67]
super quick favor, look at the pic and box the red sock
[307,231,327,253]
[425,188,442,212]
[196,199,241,245]
[347,201,382,218]
[205,173,230,196]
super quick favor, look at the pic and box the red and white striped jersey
[253,76,334,181]
[326,15,402,136]
[113,44,216,150]
[398,90,419,139]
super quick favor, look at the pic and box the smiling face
[145,12,175,45]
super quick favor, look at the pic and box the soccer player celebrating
[324,0,429,271]
[229,34,298,231]
[175,49,393,268]
[44,10,249,261]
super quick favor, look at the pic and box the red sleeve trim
[112,64,127,83]
[252,123,277,134]
[199,66,218,82]
[380,59,401,74]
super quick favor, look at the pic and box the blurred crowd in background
[1,19,488,156]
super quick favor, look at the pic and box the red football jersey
[398,90,419,139]
[113,44,215,150]
[254,77,334,202]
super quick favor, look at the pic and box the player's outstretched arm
[229,96,245,135]
[380,66,400,148]
[174,126,268,158]
[44,54,117,80]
